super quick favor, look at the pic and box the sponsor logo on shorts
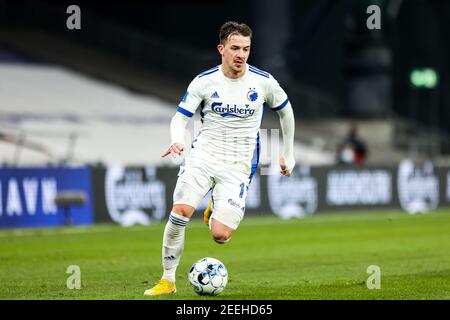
[228,199,245,212]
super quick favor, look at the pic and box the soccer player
[144,21,296,296]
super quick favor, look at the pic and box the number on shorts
[239,183,245,198]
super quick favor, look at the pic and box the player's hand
[162,143,185,157]
[279,156,295,176]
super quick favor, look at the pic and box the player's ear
[217,44,224,55]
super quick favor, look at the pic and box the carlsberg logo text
[211,102,255,118]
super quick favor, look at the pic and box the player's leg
[160,203,195,283]
[144,184,204,296]
[209,171,248,244]
[143,208,190,296]
[144,163,213,296]
[209,208,237,243]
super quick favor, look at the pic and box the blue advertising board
[0,167,93,228]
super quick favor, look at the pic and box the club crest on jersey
[211,102,255,118]
[247,88,258,102]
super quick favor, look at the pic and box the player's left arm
[276,103,295,176]
[266,75,296,176]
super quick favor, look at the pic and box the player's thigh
[211,170,249,230]
[173,161,214,212]
[210,211,236,240]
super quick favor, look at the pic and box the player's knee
[213,235,231,244]
[211,230,232,244]
[172,204,194,218]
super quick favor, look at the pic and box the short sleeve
[265,75,289,112]
[177,77,204,117]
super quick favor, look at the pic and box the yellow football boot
[143,279,176,296]
[203,198,213,226]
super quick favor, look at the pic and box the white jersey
[177,64,289,178]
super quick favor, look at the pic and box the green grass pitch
[1,209,450,300]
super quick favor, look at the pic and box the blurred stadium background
[1,0,450,301]
[1,0,450,228]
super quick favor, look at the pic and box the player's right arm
[161,77,204,158]
[161,113,189,157]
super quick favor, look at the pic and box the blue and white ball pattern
[188,257,228,295]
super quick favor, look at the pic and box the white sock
[161,212,189,283]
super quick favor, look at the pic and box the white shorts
[173,149,253,230]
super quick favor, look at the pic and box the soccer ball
[188,257,228,295]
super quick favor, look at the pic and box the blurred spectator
[336,124,368,166]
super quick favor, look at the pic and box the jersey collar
[219,64,249,82]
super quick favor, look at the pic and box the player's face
[218,34,251,74]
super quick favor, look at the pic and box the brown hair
[219,21,252,44]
